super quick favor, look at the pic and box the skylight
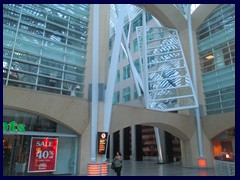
[191,4,200,14]
[175,4,201,18]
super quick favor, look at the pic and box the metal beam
[122,33,143,96]
[187,4,204,158]
[103,4,126,133]
[142,9,150,108]
[154,127,163,163]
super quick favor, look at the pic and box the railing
[214,159,235,176]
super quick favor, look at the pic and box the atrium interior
[3,4,235,176]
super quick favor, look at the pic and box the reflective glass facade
[3,4,90,97]
[196,4,235,115]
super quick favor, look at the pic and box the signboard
[97,132,108,154]
[3,121,25,132]
[28,137,58,173]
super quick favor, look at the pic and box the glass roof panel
[110,4,142,36]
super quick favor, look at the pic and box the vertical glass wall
[3,109,79,176]
[3,4,90,97]
[196,4,235,115]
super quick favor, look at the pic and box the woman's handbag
[111,162,115,170]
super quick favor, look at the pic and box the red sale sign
[27,137,58,173]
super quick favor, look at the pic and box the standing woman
[113,151,122,176]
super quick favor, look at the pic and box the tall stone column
[155,128,166,163]
[81,4,111,175]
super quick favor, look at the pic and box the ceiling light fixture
[206,55,214,60]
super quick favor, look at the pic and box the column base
[198,158,207,168]
[87,162,108,176]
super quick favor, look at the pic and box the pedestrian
[113,151,122,176]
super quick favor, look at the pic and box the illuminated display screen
[97,132,108,154]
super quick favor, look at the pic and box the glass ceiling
[110,4,142,36]
[174,4,200,18]
[110,4,201,36]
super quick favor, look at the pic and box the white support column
[103,5,125,162]
[152,16,162,27]
[127,21,132,45]
[142,9,150,108]
[118,6,143,96]
[120,129,124,158]
[131,125,136,161]
[187,4,204,159]
[154,127,163,163]
[73,138,78,174]
[103,5,125,133]
[90,4,99,163]
[121,38,144,97]
[122,33,144,96]
[159,129,166,163]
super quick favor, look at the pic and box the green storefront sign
[3,121,25,132]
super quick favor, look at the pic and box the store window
[3,109,79,176]
[212,128,235,162]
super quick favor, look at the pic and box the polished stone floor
[107,160,216,176]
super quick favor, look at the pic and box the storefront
[3,109,79,176]
[212,128,235,162]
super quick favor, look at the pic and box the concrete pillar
[187,4,204,159]
[154,127,163,163]
[180,130,214,168]
[158,128,166,163]
[90,4,99,163]
[83,4,110,165]
[131,125,136,161]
